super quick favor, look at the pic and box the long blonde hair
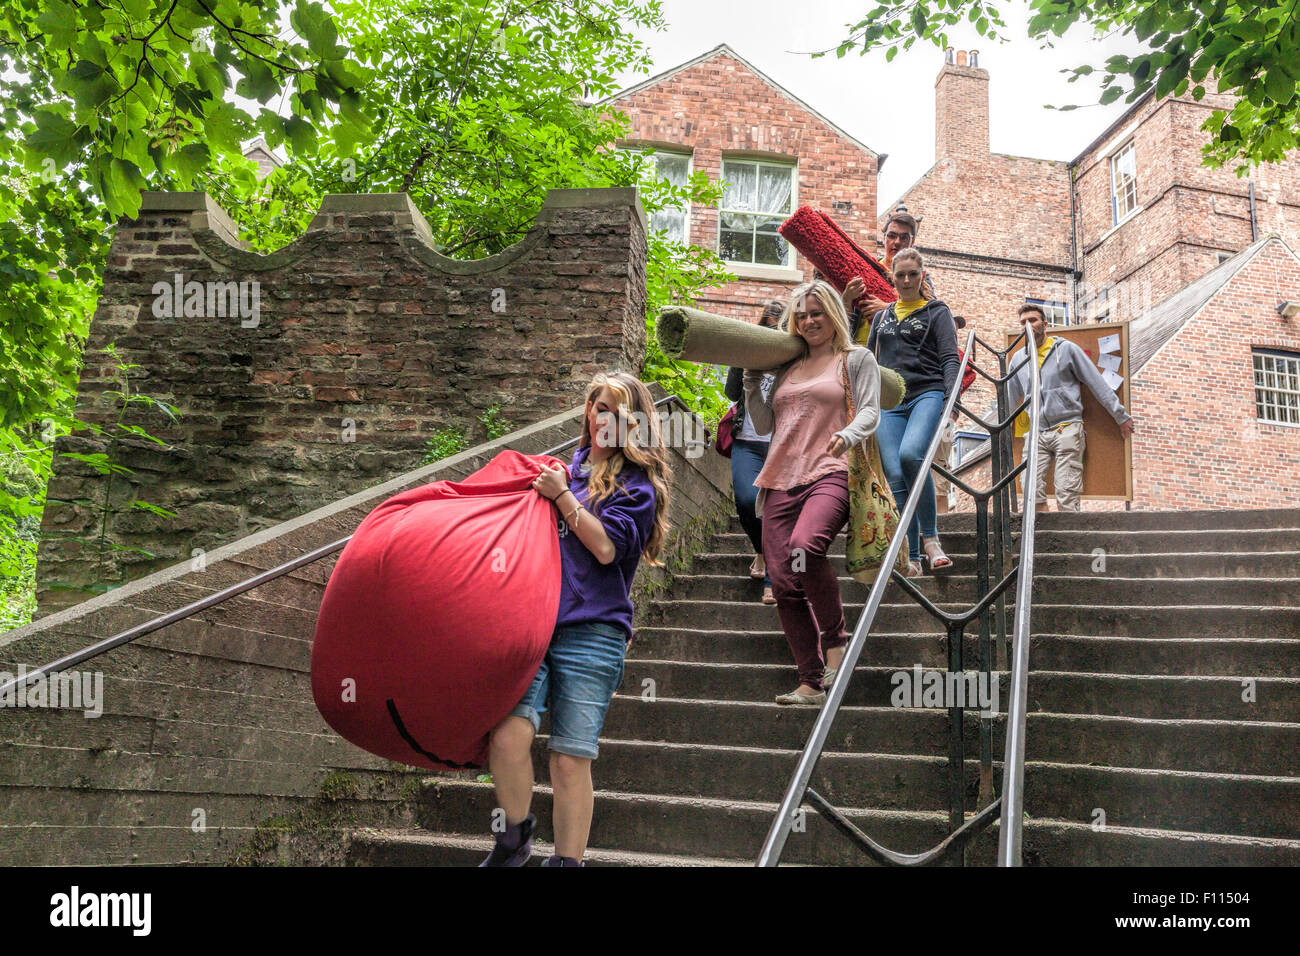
[578,372,673,565]
[782,280,855,354]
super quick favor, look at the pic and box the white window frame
[1090,287,1111,323]
[1110,141,1138,226]
[625,147,693,244]
[1252,348,1300,427]
[1027,298,1070,326]
[718,157,797,268]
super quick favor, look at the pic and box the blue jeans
[876,388,945,562]
[731,438,771,586]
[508,623,627,760]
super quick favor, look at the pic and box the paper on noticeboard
[1097,352,1122,374]
[1102,368,1124,391]
[1098,333,1121,354]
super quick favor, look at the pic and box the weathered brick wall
[935,59,990,160]
[878,51,1072,423]
[1076,92,1300,314]
[606,46,880,321]
[950,240,1300,512]
[1126,240,1300,509]
[37,188,647,615]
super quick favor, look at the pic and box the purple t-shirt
[555,445,658,642]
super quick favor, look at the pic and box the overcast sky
[611,0,1149,214]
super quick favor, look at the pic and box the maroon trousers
[761,471,850,691]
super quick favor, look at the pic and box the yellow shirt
[854,298,927,345]
[1014,337,1056,438]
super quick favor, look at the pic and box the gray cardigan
[741,347,881,515]
[1008,337,1131,430]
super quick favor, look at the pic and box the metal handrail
[757,327,1042,867]
[998,335,1044,866]
[0,394,697,700]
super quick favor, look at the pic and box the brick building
[882,50,1300,510]
[609,43,1300,510]
[949,234,1300,511]
[601,44,883,320]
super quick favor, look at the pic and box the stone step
[1020,819,1300,866]
[1025,762,1300,841]
[414,778,980,866]
[1024,713,1300,776]
[1030,635,1300,679]
[727,509,1300,535]
[409,776,1300,865]
[346,828,751,867]
[596,698,1300,775]
[631,628,1300,678]
[640,600,1300,640]
[708,528,1300,555]
[518,738,1300,841]
[665,573,1300,606]
[619,660,1300,721]
[631,627,981,668]
[693,550,1300,580]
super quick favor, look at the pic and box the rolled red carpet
[778,206,896,310]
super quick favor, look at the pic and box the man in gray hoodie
[1008,304,1136,512]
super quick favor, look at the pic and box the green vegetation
[2,0,734,626]
[831,0,1300,173]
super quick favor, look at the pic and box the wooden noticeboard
[1005,320,1133,502]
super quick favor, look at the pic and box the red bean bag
[311,449,567,770]
[778,206,897,311]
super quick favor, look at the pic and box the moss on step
[227,769,422,866]
[632,494,734,610]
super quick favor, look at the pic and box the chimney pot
[957,50,967,66]
[945,47,955,64]
[970,50,980,67]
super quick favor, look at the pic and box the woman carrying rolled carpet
[866,249,960,577]
[724,299,785,605]
[743,281,882,705]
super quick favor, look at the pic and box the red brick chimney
[935,48,989,160]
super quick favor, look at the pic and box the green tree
[828,0,1300,174]
[1,0,734,624]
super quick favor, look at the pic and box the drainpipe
[1248,179,1258,241]
[1069,163,1080,321]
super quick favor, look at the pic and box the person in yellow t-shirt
[1008,304,1135,513]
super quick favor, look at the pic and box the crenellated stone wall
[37,188,647,614]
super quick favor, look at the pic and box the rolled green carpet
[657,305,906,410]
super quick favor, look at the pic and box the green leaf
[167,143,211,184]
[283,114,318,155]
[24,110,80,166]
[911,6,927,35]
[1264,69,1297,105]
[1099,86,1123,105]
[886,45,898,62]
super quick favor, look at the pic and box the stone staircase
[349,508,1300,866]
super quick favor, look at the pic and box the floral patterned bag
[840,355,909,582]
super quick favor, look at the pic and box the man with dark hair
[1008,303,1135,512]
[844,206,936,341]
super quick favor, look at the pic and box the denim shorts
[508,622,628,760]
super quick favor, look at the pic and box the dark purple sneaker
[478,813,536,867]
[540,854,583,867]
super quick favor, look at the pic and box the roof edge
[599,43,880,160]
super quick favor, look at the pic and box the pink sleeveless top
[754,354,849,491]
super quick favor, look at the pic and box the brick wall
[935,61,990,159]
[606,46,880,322]
[949,239,1300,512]
[1076,92,1300,316]
[1126,240,1300,509]
[36,188,647,614]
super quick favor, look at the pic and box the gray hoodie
[1008,336,1131,430]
